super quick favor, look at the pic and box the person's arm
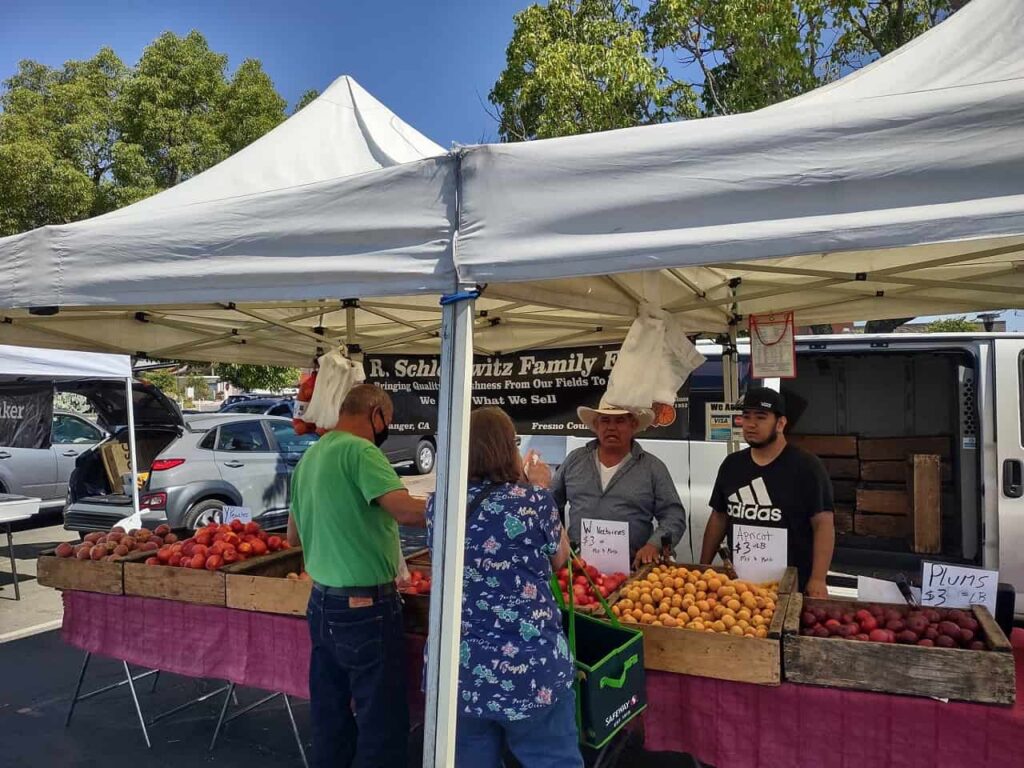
[806,512,835,597]
[700,510,729,564]
[550,527,571,571]
[377,490,427,527]
[286,515,301,548]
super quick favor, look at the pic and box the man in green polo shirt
[288,383,426,768]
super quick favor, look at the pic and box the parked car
[218,396,437,474]
[218,393,262,410]
[65,412,319,533]
[0,410,107,509]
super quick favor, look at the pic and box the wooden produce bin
[783,594,1016,705]
[613,563,797,685]
[225,549,310,615]
[37,547,150,595]
[124,548,298,607]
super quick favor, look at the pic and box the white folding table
[0,494,42,601]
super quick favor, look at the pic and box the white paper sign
[580,518,630,576]
[221,505,252,524]
[750,312,796,379]
[857,575,908,605]
[113,511,143,532]
[732,524,788,583]
[920,561,998,614]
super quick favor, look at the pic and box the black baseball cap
[738,387,786,416]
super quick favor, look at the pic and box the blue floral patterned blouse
[426,481,575,721]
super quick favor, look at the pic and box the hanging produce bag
[553,556,646,749]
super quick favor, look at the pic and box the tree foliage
[212,364,299,393]
[490,0,958,138]
[925,316,977,333]
[0,31,289,236]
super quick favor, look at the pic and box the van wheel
[184,499,226,529]
[414,440,436,475]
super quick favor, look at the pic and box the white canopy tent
[2,0,1024,762]
[0,345,141,514]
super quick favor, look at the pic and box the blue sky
[0,0,532,146]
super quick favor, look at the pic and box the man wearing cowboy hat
[550,397,686,568]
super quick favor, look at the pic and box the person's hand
[633,544,660,568]
[805,578,828,598]
[522,449,552,488]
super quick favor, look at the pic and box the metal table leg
[283,694,309,768]
[123,661,152,748]
[65,651,91,727]
[5,523,19,601]
[209,683,236,751]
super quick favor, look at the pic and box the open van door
[994,339,1024,615]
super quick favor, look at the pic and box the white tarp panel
[456,0,1024,323]
[0,343,131,379]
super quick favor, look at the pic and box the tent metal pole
[125,375,140,515]
[422,286,475,768]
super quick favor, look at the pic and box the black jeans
[307,587,409,768]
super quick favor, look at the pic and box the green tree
[925,316,977,333]
[489,0,692,141]
[0,31,294,236]
[212,364,299,393]
[142,370,181,400]
[293,89,320,114]
[491,1,959,131]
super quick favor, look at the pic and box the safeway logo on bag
[0,402,26,420]
[604,695,640,727]
[726,478,782,523]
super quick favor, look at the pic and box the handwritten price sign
[581,518,629,576]
[920,562,997,614]
[221,505,252,525]
[732,524,787,584]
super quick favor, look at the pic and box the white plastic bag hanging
[303,349,367,430]
[605,305,704,415]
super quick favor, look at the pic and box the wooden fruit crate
[124,547,298,606]
[610,562,796,685]
[782,594,1016,705]
[225,549,310,615]
[37,547,150,595]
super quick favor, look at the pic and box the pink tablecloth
[61,591,426,716]
[644,628,1024,768]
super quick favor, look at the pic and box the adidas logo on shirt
[725,478,783,523]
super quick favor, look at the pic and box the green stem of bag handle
[600,654,639,689]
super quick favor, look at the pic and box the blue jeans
[454,687,584,768]
[307,588,409,768]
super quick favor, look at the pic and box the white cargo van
[522,333,1024,616]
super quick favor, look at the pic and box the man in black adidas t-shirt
[700,388,835,596]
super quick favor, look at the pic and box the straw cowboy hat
[577,397,654,432]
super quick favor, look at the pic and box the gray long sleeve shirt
[550,440,686,559]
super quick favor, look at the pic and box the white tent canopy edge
[0,345,141,515]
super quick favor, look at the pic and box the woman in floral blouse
[426,407,582,768]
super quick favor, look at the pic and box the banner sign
[0,383,53,449]
[364,346,690,438]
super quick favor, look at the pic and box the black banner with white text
[0,383,53,449]
[364,346,689,438]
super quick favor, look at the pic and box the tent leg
[125,377,140,515]
[422,288,475,768]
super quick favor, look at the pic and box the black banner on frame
[364,345,689,439]
[0,383,53,449]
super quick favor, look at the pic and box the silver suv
[65,412,318,533]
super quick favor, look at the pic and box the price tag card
[732,524,788,583]
[221,505,253,525]
[580,518,630,576]
[920,562,998,614]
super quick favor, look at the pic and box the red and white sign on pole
[750,312,797,379]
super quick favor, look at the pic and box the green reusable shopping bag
[553,555,647,749]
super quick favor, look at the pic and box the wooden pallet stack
[788,434,948,553]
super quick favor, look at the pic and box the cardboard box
[856,487,909,516]
[787,435,858,458]
[858,437,951,461]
